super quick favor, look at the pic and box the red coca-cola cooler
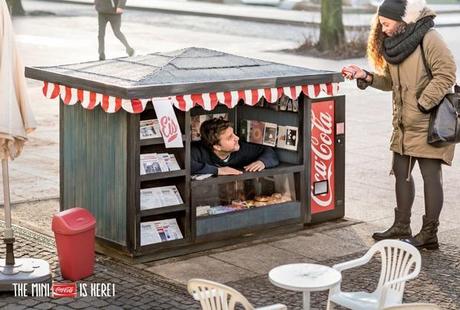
[306,97,345,224]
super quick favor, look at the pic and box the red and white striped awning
[42,81,340,114]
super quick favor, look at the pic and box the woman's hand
[341,65,367,80]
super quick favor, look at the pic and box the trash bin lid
[52,207,96,235]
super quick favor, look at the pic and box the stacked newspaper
[140,119,162,140]
[140,153,181,175]
[140,219,183,245]
[140,185,183,210]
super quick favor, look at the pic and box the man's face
[379,16,402,37]
[213,127,240,153]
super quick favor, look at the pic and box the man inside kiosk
[191,118,279,176]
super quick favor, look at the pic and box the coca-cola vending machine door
[308,97,345,223]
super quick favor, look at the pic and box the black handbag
[420,41,460,147]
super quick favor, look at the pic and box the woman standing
[342,0,456,250]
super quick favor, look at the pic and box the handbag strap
[419,37,434,81]
[420,36,459,93]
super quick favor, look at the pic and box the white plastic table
[269,263,341,310]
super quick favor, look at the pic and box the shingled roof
[25,47,342,99]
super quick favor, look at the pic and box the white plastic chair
[187,278,287,310]
[327,240,422,310]
[383,304,440,310]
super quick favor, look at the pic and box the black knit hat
[378,0,427,24]
[378,0,406,21]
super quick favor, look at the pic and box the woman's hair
[367,14,387,74]
[200,117,232,149]
[367,14,407,74]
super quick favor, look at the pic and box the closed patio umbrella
[0,0,50,290]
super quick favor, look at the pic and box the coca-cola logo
[310,101,335,211]
[52,283,77,298]
[160,116,179,142]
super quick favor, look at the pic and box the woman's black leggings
[393,152,443,222]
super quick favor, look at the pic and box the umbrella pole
[1,159,15,266]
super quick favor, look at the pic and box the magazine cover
[248,120,265,144]
[277,125,299,151]
[263,122,278,147]
[191,113,228,141]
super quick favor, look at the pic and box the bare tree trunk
[318,0,345,51]
[6,0,26,16]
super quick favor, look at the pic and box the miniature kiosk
[26,48,345,262]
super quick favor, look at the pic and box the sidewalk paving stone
[269,233,367,260]
[147,255,258,285]
[209,244,309,275]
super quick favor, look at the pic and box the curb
[34,0,460,29]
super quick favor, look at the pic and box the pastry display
[255,195,270,202]
[200,190,293,216]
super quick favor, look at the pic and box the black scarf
[382,16,435,65]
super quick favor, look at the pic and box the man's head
[200,117,240,154]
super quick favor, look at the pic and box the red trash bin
[52,208,96,281]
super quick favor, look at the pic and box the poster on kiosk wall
[310,100,335,214]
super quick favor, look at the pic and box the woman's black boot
[372,208,412,241]
[402,216,439,250]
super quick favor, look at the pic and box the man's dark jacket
[95,0,126,14]
[191,141,279,175]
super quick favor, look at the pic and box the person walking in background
[95,0,134,60]
[342,0,456,250]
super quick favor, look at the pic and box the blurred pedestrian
[95,0,134,60]
[342,0,456,250]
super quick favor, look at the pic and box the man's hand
[116,7,124,14]
[218,167,243,176]
[244,160,266,172]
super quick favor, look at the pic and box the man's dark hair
[200,117,232,149]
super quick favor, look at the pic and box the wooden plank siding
[61,101,128,245]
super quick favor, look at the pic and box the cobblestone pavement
[0,224,199,309]
[1,222,459,309]
[229,245,460,310]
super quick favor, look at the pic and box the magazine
[140,219,183,246]
[292,98,299,112]
[263,122,278,147]
[243,120,278,147]
[140,186,183,210]
[191,113,228,141]
[239,119,249,141]
[277,125,299,151]
[248,120,265,144]
[140,119,161,140]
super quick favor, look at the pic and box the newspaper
[140,186,183,210]
[140,219,183,245]
[140,119,162,140]
[140,153,180,175]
